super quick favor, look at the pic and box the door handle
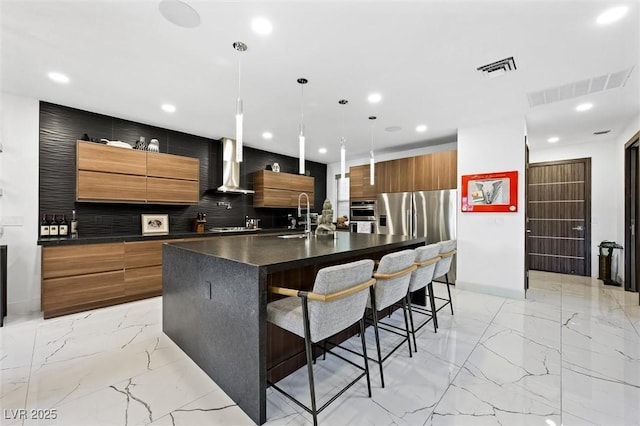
[572,225,584,231]
[526,229,531,233]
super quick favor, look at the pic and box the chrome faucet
[298,192,311,236]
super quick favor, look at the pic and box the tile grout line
[22,323,39,426]
[424,296,507,425]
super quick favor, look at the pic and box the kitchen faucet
[298,192,311,237]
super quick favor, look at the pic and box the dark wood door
[625,133,639,294]
[527,158,591,276]
[525,143,530,290]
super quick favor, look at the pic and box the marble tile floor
[1,271,639,426]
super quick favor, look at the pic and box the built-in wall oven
[350,200,376,233]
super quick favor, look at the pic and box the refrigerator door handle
[406,209,414,237]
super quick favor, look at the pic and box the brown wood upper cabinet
[147,152,199,181]
[253,170,315,208]
[76,141,199,204]
[350,150,457,200]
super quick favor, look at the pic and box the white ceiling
[2,0,639,164]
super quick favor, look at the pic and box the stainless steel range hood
[217,138,254,194]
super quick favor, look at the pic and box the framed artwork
[141,214,169,235]
[461,170,518,213]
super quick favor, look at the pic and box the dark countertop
[37,227,300,246]
[167,232,425,272]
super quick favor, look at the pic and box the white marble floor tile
[23,357,218,426]
[2,273,639,426]
[150,387,253,425]
[562,366,640,426]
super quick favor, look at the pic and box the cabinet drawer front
[261,171,314,192]
[147,152,199,181]
[124,265,162,296]
[146,177,199,204]
[77,170,147,202]
[77,141,147,175]
[43,243,125,279]
[124,240,164,268]
[42,270,125,312]
[255,189,314,208]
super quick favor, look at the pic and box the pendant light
[297,78,308,175]
[369,116,377,185]
[233,41,247,163]
[339,99,348,179]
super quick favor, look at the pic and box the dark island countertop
[166,231,425,273]
[37,227,300,247]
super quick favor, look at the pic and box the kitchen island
[162,231,424,424]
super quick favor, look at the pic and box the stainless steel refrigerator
[376,190,457,282]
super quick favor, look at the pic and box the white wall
[530,135,626,280]
[325,141,458,211]
[457,117,526,299]
[0,92,41,314]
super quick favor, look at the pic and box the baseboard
[456,280,525,300]
[8,298,41,316]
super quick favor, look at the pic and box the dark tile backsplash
[39,102,327,237]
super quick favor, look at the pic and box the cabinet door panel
[77,170,147,202]
[147,177,199,204]
[147,152,199,180]
[42,270,125,313]
[43,243,124,279]
[124,240,164,268]
[124,265,162,297]
[77,141,147,175]
[436,150,457,189]
[253,171,315,208]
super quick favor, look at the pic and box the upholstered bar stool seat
[267,259,376,426]
[365,249,417,388]
[406,244,441,351]
[432,240,457,317]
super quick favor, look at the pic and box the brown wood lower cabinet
[41,239,187,319]
[42,270,125,318]
[124,265,162,297]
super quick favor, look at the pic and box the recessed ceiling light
[547,136,559,143]
[159,0,201,28]
[318,148,327,154]
[596,6,628,25]
[161,103,176,113]
[416,124,428,132]
[48,71,69,84]
[576,102,593,112]
[367,93,382,103]
[262,131,273,139]
[251,17,273,35]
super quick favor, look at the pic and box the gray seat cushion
[267,259,375,343]
[434,240,456,279]
[408,243,440,292]
[368,249,416,311]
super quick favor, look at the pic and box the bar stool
[432,240,457,316]
[267,259,376,426]
[367,249,417,388]
[406,244,441,351]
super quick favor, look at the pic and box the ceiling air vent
[477,56,517,78]
[593,130,611,135]
[527,67,634,107]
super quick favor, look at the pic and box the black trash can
[0,245,6,327]
[598,241,623,286]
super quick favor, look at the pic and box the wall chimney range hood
[216,138,254,194]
